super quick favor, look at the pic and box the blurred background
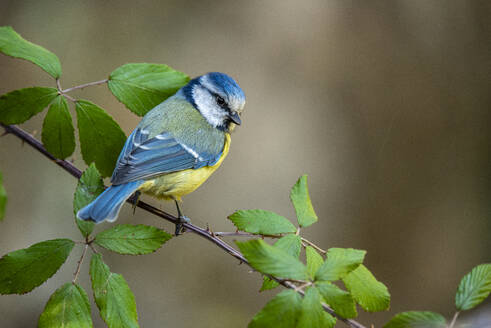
[0,1,490,327]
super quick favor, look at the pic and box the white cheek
[193,86,226,127]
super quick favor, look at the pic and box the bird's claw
[175,215,190,236]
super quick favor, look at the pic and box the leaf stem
[448,311,460,328]
[0,123,367,328]
[214,231,281,238]
[73,244,89,283]
[61,79,108,93]
[301,237,326,254]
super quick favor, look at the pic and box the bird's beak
[229,112,242,125]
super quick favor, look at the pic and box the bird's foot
[175,215,190,236]
[130,190,141,214]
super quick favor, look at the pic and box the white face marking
[200,75,245,114]
[192,84,228,128]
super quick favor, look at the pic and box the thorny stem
[73,244,89,283]
[0,123,366,328]
[448,311,460,328]
[215,231,327,255]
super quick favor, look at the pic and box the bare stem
[448,311,460,328]
[301,237,326,254]
[0,123,366,328]
[73,244,89,283]
[214,231,281,239]
[62,79,108,93]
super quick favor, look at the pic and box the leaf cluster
[230,175,390,327]
[0,165,172,327]
[0,26,188,177]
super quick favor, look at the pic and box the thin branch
[448,311,460,328]
[0,123,366,328]
[61,79,108,93]
[73,244,89,283]
[214,231,281,239]
[301,237,327,254]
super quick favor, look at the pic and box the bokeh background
[0,1,490,327]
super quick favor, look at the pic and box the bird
[77,72,245,235]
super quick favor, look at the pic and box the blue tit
[77,72,245,234]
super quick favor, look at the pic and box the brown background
[0,1,490,327]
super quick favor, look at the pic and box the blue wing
[110,127,222,185]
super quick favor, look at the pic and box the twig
[61,79,108,93]
[214,231,281,239]
[301,237,326,254]
[448,311,460,328]
[0,123,366,328]
[73,244,89,283]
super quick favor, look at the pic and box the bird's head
[182,72,245,132]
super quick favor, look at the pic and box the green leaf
[248,289,302,328]
[75,100,126,177]
[38,282,93,328]
[74,163,105,237]
[0,171,6,221]
[343,264,390,312]
[384,311,447,328]
[90,253,139,328]
[228,210,297,235]
[0,239,74,294]
[0,87,58,124]
[237,239,309,280]
[315,248,366,281]
[0,26,62,78]
[290,175,318,227]
[95,224,172,255]
[455,263,491,311]
[297,287,336,328]
[306,246,324,279]
[316,282,357,319]
[42,95,75,159]
[108,63,189,116]
[260,235,302,291]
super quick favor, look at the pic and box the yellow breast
[138,134,231,201]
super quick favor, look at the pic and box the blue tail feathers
[77,181,144,223]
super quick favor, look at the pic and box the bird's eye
[216,96,226,106]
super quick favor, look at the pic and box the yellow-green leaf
[0,239,74,294]
[290,175,318,227]
[95,224,172,255]
[384,311,446,328]
[306,246,324,279]
[73,164,105,237]
[229,209,297,235]
[316,248,366,281]
[455,263,491,311]
[75,100,126,177]
[261,235,302,291]
[38,283,92,328]
[0,26,62,78]
[342,264,390,312]
[42,95,75,159]
[297,287,336,328]
[316,282,357,319]
[0,87,58,124]
[108,63,189,116]
[237,239,309,280]
[248,289,302,328]
[90,253,138,328]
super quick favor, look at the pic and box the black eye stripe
[213,93,228,109]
